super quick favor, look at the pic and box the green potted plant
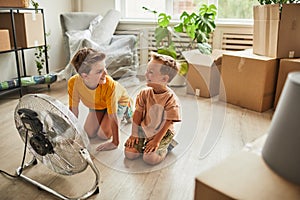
[34,44,49,75]
[33,29,50,75]
[174,4,217,55]
[143,4,217,86]
[142,7,188,86]
[142,7,178,58]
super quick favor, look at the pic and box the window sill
[119,18,254,27]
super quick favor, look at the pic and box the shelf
[0,7,42,11]
[0,7,49,97]
[0,45,45,54]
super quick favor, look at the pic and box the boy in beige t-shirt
[124,52,181,165]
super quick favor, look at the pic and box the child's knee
[124,147,140,160]
[143,152,166,165]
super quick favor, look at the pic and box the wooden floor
[0,80,273,200]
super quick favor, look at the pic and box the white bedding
[57,9,139,82]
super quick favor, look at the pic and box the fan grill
[15,94,89,175]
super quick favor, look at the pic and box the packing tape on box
[32,12,36,21]
[289,51,295,58]
[195,89,200,97]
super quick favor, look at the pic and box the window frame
[116,0,255,25]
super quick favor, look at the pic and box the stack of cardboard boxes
[0,0,45,50]
[219,3,300,112]
[194,4,300,200]
[184,4,300,113]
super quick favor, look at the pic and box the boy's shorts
[130,127,174,156]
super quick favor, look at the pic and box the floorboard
[0,79,273,200]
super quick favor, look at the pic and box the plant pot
[168,59,188,87]
[168,74,186,87]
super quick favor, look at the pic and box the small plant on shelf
[30,0,39,12]
[34,31,50,75]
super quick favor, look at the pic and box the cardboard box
[219,50,278,112]
[183,49,225,98]
[195,151,300,200]
[253,4,300,58]
[0,29,11,51]
[0,0,29,7]
[0,12,45,48]
[274,58,300,108]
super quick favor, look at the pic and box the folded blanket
[0,74,57,91]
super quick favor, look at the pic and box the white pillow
[91,9,121,45]
[89,15,103,32]
[66,29,91,58]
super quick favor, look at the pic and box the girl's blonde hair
[71,47,106,74]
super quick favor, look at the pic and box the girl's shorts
[90,104,133,123]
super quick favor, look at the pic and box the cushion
[60,12,99,65]
[57,10,138,81]
[90,9,121,45]
[82,35,138,78]
[66,29,91,59]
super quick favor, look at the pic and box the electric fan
[14,94,100,200]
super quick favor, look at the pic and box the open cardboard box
[183,49,225,98]
[253,4,300,58]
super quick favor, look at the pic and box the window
[116,0,259,21]
[217,0,259,19]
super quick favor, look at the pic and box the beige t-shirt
[135,87,181,138]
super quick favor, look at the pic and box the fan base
[16,152,100,200]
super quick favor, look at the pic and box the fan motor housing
[30,133,54,156]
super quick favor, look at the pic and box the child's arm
[69,106,79,118]
[144,120,172,153]
[125,110,143,148]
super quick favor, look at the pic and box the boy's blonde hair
[150,52,179,82]
[71,47,106,74]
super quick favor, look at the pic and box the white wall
[80,0,115,15]
[0,0,73,81]
[0,0,117,82]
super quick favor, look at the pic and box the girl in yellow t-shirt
[68,47,132,151]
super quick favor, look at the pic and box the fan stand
[16,148,100,200]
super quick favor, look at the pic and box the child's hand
[144,139,159,153]
[125,136,139,148]
[96,141,118,151]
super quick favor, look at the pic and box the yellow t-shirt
[68,74,130,114]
